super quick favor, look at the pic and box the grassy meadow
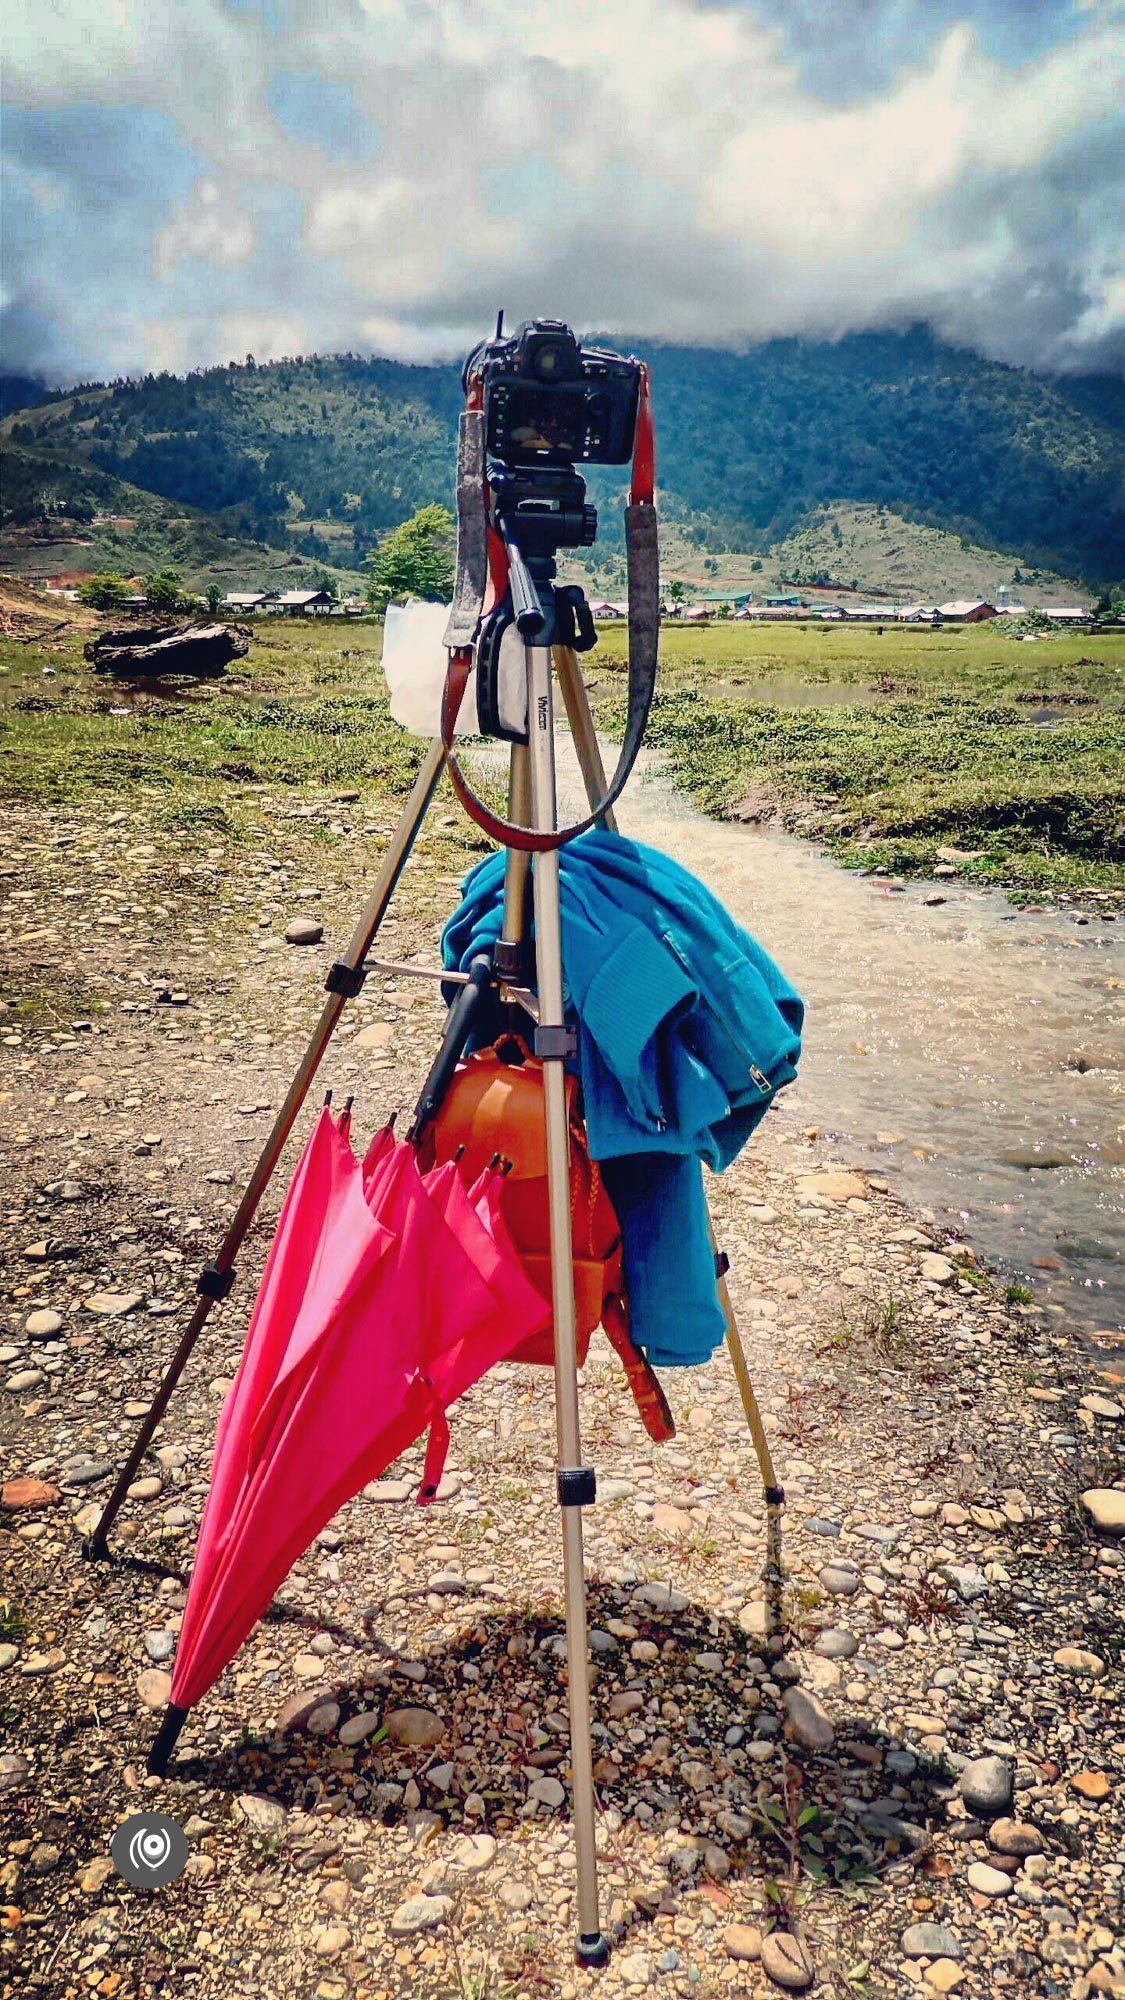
[1,606,1122,900]
[594,618,1125,899]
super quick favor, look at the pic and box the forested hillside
[3,328,1123,582]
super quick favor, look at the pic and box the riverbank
[590,623,1125,903]
[2,617,1123,2000]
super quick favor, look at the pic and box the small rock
[902,1924,964,1960]
[920,1253,956,1283]
[814,1628,857,1659]
[620,1952,653,1988]
[1052,1645,1106,1678]
[738,1600,768,1636]
[5,1368,44,1392]
[652,1501,694,1538]
[989,1818,1043,1857]
[609,1690,645,1719]
[1070,1769,1111,1801]
[235,1793,287,1837]
[498,1879,533,1913]
[0,1752,31,1792]
[20,1649,65,1676]
[450,1833,496,1873]
[127,1476,162,1500]
[338,1711,383,1747]
[783,1686,834,1751]
[798,1171,866,1201]
[80,1857,115,1894]
[143,1631,175,1663]
[528,1775,565,1808]
[84,1291,144,1317]
[967,1861,1012,1896]
[389,1893,452,1937]
[925,1962,966,1994]
[760,1931,814,1991]
[24,1309,62,1339]
[137,1669,172,1708]
[307,1701,341,1736]
[1080,1488,1125,1535]
[960,1754,1014,1817]
[2,1477,61,1511]
[723,1924,763,1962]
[285,918,324,946]
[312,1926,350,1958]
[819,1564,860,1596]
[384,1707,444,1747]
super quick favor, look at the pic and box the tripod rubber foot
[576,1932,610,1969]
[148,1703,190,1778]
[83,1534,111,1564]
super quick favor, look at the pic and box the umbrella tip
[488,1150,502,1170]
[388,1110,397,1131]
[323,1088,333,1108]
[343,1094,355,1114]
[453,1143,466,1162]
[501,1156,514,1176]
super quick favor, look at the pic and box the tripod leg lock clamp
[557,1467,596,1508]
[714,1248,731,1279]
[492,939,527,983]
[197,1261,235,1300]
[535,1024,578,1061]
[325,960,367,998]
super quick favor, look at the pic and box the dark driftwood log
[84,623,250,676]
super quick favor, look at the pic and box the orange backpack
[417,1036,674,1438]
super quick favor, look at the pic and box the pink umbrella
[153,1107,551,1764]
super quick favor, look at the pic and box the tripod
[89,609,784,1969]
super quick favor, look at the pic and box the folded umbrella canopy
[155,1103,550,1764]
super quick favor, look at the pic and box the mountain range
[2,326,1122,588]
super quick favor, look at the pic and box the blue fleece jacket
[441,831,803,1365]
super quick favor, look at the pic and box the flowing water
[537,739,1125,1358]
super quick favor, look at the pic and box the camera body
[467,318,641,469]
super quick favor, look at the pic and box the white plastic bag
[381,601,477,738]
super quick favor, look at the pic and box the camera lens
[532,342,565,381]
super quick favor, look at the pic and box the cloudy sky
[4,0,1123,384]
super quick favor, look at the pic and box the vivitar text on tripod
[87,316,804,1974]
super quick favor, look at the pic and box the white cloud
[3,0,1123,379]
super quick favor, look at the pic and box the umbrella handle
[408,954,494,1145]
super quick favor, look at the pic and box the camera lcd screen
[499,386,592,457]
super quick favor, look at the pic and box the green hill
[3,327,1122,585]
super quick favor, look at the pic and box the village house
[223,590,274,613]
[936,599,998,622]
[273,588,335,615]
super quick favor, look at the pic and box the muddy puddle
[533,737,1125,1355]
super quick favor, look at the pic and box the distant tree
[144,567,184,612]
[317,575,340,602]
[364,504,454,611]
[204,582,223,617]
[666,580,690,605]
[77,572,131,610]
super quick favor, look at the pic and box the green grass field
[2,610,1122,900]
[593,619,1125,899]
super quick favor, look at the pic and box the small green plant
[1006,1281,1034,1305]
[0,1599,26,1643]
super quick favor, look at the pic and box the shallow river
[541,740,1125,1357]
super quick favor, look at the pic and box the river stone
[384,1706,444,1747]
[783,1686,834,1751]
[819,1563,860,1596]
[960,1755,1014,1817]
[84,1291,143,1317]
[760,1931,814,1991]
[723,1924,763,1961]
[797,1170,865,1202]
[619,1952,653,1988]
[285,918,324,946]
[307,1700,341,1736]
[450,1833,496,1873]
[0,1753,30,1794]
[966,1861,1012,1896]
[814,1627,857,1659]
[498,1879,534,1913]
[236,1793,287,1837]
[920,1253,955,1283]
[1080,1488,1125,1535]
[277,1688,335,1733]
[143,1630,175,1663]
[5,1369,44,1392]
[1070,1769,1110,1800]
[2,1477,60,1511]
[136,1669,172,1708]
[1052,1645,1106,1677]
[389,1893,452,1937]
[25,1309,62,1339]
[528,1775,565,1808]
[738,1599,768,1636]
[338,1710,383,1747]
[902,1923,964,1959]
[989,1818,1043,1857]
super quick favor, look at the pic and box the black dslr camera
[465,317,642,469]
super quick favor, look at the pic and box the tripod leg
[555,657,786,1617]
[526,644,608,1968]
[88,739,447,1559]
[713,1234,786,1632]
[555,645,618,834]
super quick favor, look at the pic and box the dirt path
[2,781,1123,2000]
